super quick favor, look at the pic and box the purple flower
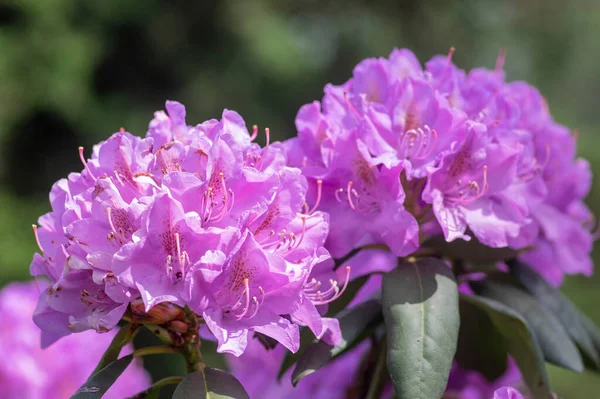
[31,101,340,357]
[0,281,150,399]
[287,48,593,282]
[445,359,523,399]
[491,387,525,399]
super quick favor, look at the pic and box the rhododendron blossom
[286,47,593,284]
[24,46,596,399]
[30,101,344,356]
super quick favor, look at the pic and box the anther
[250,125,258,141]
[78,147,96,180]
[32,224,45,254]
[309,266,351,306]
[307,180,323,215]
[335,188,344,203]
[415,128,438,160]
[235,279,252,320]
[265,128,270,149]
[346,182,357,211]
[248,296,260,319]
[436,47,456,88]
[119,127,125,133]
[281,216,307,256]
[343,91,361,118]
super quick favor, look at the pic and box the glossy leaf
[508,259,600,369]
[460,294,551,398]
[477,281,583,372]
[172,368,249,399]
[423,236,518,264]
[580,313,600,370]
[71,355,133,399]
[291,299,381,386]
[455,296,508,380]
[382,257,459,399]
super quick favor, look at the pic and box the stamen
[210,173,231,223]
[235,279,251,320]
[248,296,260,319]
[250,125,258,141]
[119,127,125,133]
[258,287,265,305]
[307,180,323,215]
[106,207,126,242]
[32,224,45,254]
[302,200,309,214]
[113,170,125,186]
[415,128,438,160]
[346,182,357,211]
[495,48,506,73]
[264,128,270,149]
[309,266,351,306]
[436,47,456,86]
[482,165,488,189]
[447,165,488,204]
[78,147,96,180]
[227,189,235,213]
[343,91,362,119]
[174,232,182,272]
[280,216,307,256]
[335,188,344,203]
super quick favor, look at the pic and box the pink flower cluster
[286,48,593,284]
[26,47,594,398]
[0,281,149,399]
[31,102,346,356]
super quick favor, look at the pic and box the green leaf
[93,323,139,374]
[291,299,381,386]
[382,257,459,399]
[460,294,551,398]
[172,368,249,399]
[508,259,600,369]
[579,313,600,370]
[71,355,133,399]
[364,341,389,399]
[423,235,518,264]
[455,295,508,381]
[477,280,583,373]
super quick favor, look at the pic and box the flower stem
[132,345,180,358]
[180,306,204,373]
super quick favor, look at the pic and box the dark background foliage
[1,0,599,396]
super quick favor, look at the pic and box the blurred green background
[1,0,599,397]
